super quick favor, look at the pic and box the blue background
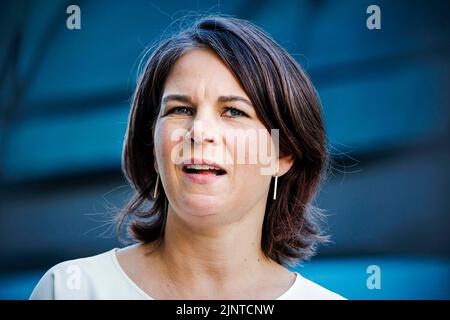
[0,0,449,299]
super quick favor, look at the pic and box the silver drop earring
[273,165,279,200]
[153,173,160,198]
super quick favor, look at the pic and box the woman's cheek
[223,128,253,166]
[155,122,180,172]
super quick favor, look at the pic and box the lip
[180,158,227,185]
[181,158,227,172]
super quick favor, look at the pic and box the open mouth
[182,164,227,176]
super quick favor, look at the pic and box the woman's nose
[185,115,219,145]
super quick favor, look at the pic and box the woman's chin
[178,193,227,216]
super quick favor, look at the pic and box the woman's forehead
[163,49,249,101]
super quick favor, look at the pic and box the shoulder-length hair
[117,14,329,267]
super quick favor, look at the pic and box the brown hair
[117,14,329,267]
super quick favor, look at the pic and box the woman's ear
[278,154,294,177]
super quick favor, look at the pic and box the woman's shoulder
[279,272,347,300]
[29,247,141,300]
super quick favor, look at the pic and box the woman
[30,15,345,300]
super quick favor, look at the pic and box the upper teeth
[185,164,220,170]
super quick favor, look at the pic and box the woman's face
[154,48,281,227]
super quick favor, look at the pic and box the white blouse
[29,248,346,300]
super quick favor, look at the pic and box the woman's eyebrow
[161,94,252,107]
[161,94,191,105]
[217,95,253,107]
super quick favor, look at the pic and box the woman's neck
[150,205,282,295]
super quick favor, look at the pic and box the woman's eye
[169,106,193,115]
[223,107,248,118]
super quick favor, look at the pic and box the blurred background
[0,0,449,299]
